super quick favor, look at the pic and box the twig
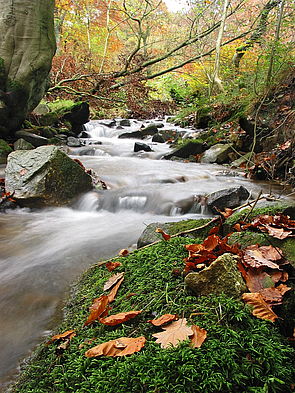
[243,190,262,222]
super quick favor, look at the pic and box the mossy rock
[12,237,294,393]
[0,138,13,164]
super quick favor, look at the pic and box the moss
[47,99,82,114]
[12,237,294,393]
[0,138,13,163]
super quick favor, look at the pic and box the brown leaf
[156,228,171,241]
[148,314,178,326]
[84,295,109,326]
[119,249,129,256]
[242,293,278,322]
[208,225,221,235]
[152,318,194,348]
[243,245,281,270]
[244,269,274,293]
[276,283,292,296]
[270,270,289,283]
[259,287,283,304]
[185,244,204,253]
[106,261,122,272]
[202,234,220,251]
[262,224,292,240]
[107,275,124,303]
[103,272,124,291]
[48,329,76,344]
[99,310,142,326]
[190,325,207,348]
[85,336,146,358]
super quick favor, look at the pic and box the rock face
[5,146,92,206]
[185,253,247,298]
[201,143,233,164]
[134,142,152,152]
[14,138,34,150]
[0,139,13,164]
[15,130,48,147]
[163,141,203,160]
[207,186,250,212]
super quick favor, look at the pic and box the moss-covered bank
[12,235,294,393]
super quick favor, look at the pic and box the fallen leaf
[156,228,171,241]
[148,314,178,326]
[119,249,129,256]
[152,318,194,348]
[259,287,283,304]
[208,225,221,235]
[243,245,281,270]
[99,310,142,326]
[84,295,109,326]
[276,283,292,296]
[85,336,146,357]
[103,272,125,291]
[242,293,278,322]
[190,325,207,348]
[107,275,124,303]
[202,234,220,251]
[48,330,76,344]
[106,261,122,272]
[244,269,274,293]
[262,224,292,240]
[270,270,289,283]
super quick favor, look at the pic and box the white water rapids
[0,118,288,390]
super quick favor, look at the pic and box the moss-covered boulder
[0,138,12,164]
[5,145,92,206]
[163,140,204,160]
[201,143,233,164]
[14,138,34,151]
[185,253,247,297]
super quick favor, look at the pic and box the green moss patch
[12,237,294,393]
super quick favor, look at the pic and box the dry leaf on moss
[242,293,278,322]
[152,318,193,348]
[48,330,76,344]
[99,310,142,326]
[107,275,124,303]
[156,228,171,241]
[85,336,146,357]
[84,295,109,326]
[190,325,207,348]
[103,272,124,291]
[105,261,122,272]
[148,314,178,326]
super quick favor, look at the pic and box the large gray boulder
[207,186,250,212]
[5,146,92,206]
[163,141,203,160]
[201,143,233,164]
[185,253,247,298]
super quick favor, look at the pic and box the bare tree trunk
[0,0,56,136]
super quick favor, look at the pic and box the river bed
[0,119,291,391]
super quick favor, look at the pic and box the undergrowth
[12,237,294,393]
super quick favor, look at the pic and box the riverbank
[10,203,295,393]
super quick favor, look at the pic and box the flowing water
[0,119,290,391]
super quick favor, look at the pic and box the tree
[0,0,56,136]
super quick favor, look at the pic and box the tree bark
[0,0,56,136]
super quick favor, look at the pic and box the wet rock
[67,137,81,147]
[80,131,89,138]
[152,134,165,143]
[5,145,92,207]
[230,152,253,167]
[201,143,233,164]
[14,138,34,150]
[38,127,57,139]
[134,142,153,152]
[119,130,143,139]
[140,124,159,136]
[98,119,116,128]
[137,222,172,248]
[63,102,90,134]
[185,253,247,298]
[15,130,48,147]
[119,119,131,127]
[152,122,164,128]
[207,186,250,212]
[163,141,203,160]
[0,139,13,164]
[76,147,96,156]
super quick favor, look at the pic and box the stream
[0,118,290,391]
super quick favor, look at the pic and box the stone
[15,130,48,147]
[0,139,13,164]
[77,147,96,156]
[185,253,247,298]
[5,145,92,207]
[118,130,143,139]
[32,103,50,116]
[152,134,165,143]
[137,222,171,248]
[119,119,131,127]
[67,137,81,147]
[63,102,90,134]
[163,141,203,160]
[140,124,158,136]
[98,119,116,128]
[134,142,153,152]
[14,138,34,150]
[230,152,253,168]
[201,143,233,164]
[207,186,250,212]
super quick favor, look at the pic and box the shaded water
[0,119,290,391]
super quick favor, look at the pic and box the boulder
[207,186,250,212]
[63,102,90,134]
[67,137,81,147]
[118,130,143,139]
[32,103,50,116]
[5,145,92,207]
[98,119,116,128]
[134,142,153,153]
[15,130,48,147]
[77,147,96,156]
[230,152,253,168]
[140,124,158,136]
[201,143,233,164]
[14,138,34,151]
[119,119,131,127]
[152,134,165,143]
[137,222,172,248]
[0,139,13,164]
[163,141,203,160]
[185,253,247,298]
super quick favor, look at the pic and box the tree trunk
[0,0,56,136]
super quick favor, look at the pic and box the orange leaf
[156,228,171,241]
[259,287,283,304]
[84,295,109,326]
[208,225,221,235]
[106,261,122,272]
[243,245,281,270]
[202,234,220,251]
[242,293,278,322]
[107,275,124,303]
[99,310,142,326]
[190,325,207,348]
[85,336,146,358]
[262,224,292,239]
[276,283,292,296]
[118,249,129,256]
[103,272,124,291]
[152,318,194,348]
[148,314,178,326]
[48,330,76,344]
